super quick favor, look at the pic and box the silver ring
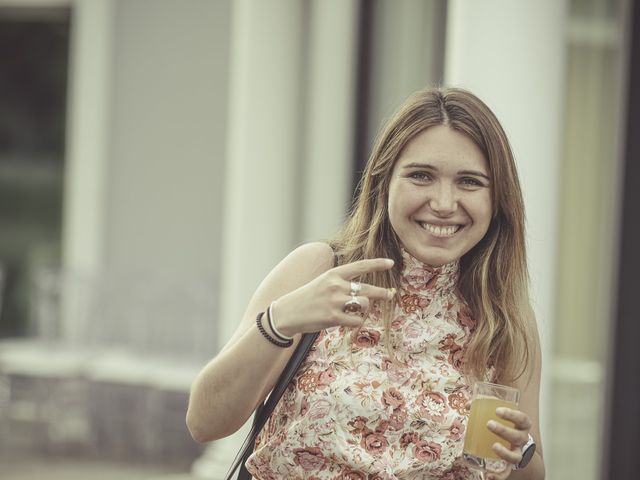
[343,295,362,314]
[350,280,362,296]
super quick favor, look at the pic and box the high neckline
[399,248,459,294]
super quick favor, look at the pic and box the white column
[301,0,359,241]
[194,1,306,478]
[62,0,112,275]
[218,0,305,346]
[60,0,113,341]
[444,0,567,460]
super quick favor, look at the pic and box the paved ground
[0,455,195,480]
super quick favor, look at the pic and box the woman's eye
[408,171,432,182]
[460,177,484,187]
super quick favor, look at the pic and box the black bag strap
[227,246,337,479]
[225,330,320,480]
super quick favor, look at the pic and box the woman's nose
[428,183,457,214]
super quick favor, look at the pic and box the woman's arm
[507,316,545,480]
[185,242,333,442]
[185,242,394,442]
[486,306,545,480]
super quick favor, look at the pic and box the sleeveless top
[246,250,483,479]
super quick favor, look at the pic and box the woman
[186,87,545,480]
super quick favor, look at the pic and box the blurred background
[0,0,637,479]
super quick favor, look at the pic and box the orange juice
[463,396,517,459]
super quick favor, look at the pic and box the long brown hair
[330,86,531,383]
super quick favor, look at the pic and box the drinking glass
[462,381,520,474]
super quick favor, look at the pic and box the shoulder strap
[226,330,320,480]
[227,245,336,479]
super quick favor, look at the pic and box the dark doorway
[0,7,70,336]
[604,1,640,478]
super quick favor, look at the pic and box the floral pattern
[247,250,482,479]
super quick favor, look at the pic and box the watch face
[519,442,536,469]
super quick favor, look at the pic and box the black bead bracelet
[256,311,293,348]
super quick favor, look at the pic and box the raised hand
[271,258,396,336]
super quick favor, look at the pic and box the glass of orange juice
[462,381,520,474]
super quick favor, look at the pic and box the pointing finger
[333,258,394,279]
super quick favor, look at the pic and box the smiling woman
[187,87,544,480]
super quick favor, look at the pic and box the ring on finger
[343,295,363,314]
[350,280,361,296]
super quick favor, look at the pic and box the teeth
[419,223,460,237]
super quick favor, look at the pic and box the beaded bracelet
[256,311,293,348]
[267,302,294,342]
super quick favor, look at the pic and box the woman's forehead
[393,126,488,174]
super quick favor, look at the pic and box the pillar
[444,0,568,466]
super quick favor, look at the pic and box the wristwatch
[513,433,536,469]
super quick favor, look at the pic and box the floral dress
[246,250,482,479]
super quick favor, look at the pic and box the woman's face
[387,125,492,267]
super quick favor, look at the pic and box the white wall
[105,0,230,277]
[62,0,231,355]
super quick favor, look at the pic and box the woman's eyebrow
[401,162,437,170]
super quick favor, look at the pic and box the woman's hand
[484,407,533,479]
[272,258,395,336]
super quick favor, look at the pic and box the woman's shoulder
[290,241,334,260]
[277,241,335,277]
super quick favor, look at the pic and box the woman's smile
[417,221,463,238]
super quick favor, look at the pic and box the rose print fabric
[246,250,482,479]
